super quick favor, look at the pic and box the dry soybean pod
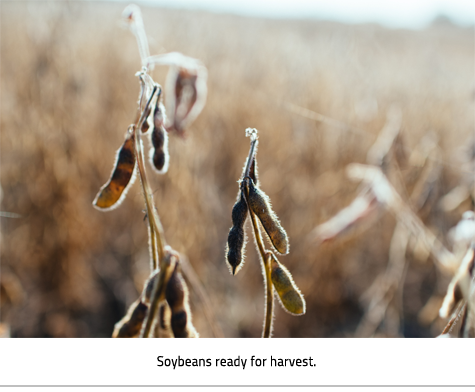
[246,178,289,255]
[149,125,169,173]
[143,272,173,337]
[149,96,170,173]
[93,129,136,210]
[112,299,148,338]
[165,263,198,338]
[225,189,249,275]
[269,252,305,315]
[249,156,258,186]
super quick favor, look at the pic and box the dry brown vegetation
[1,2,474,337]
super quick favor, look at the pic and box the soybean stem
[263,252,274,338]
[244,182,274,338]
[134,84,167,267]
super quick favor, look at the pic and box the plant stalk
[243,182,274,338]
[133,84,167,268]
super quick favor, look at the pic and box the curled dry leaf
[145,53,207,136]
[166,67,206,136]
[310,188,379,245]
[121,4,150,66]
[93,131,136,210]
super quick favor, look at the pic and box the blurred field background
[0,1,473,337]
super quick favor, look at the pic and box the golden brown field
[1,2,474,337]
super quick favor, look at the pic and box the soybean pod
[246,178,289,255]
[269,253,305,315]
[225,190,249,275]
[93,130,136,210]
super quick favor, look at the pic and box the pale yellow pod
[269,253,305,315]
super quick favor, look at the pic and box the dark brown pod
[249,156,258,186]
[147,95,169,174]
[112,299,148,338]
[247,178,289,255]
[165,263,198,338]
[225,190,249,275]
[149,125,169,174]
[93,131,136,210]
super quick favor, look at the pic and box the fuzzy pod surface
[165,264,198,338]
[270,254,305,315]
[150,125,169,173]
[93,132,136,210]
[226,190,248,275]
[113,299,148,338]
[247,178,289,255]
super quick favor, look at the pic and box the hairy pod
[246,178,289,255]
[149,125,169,174]
[225,190,248,275]
[241,154,259,186]
[249,156,258,185]
[165,263,198,338]
[93,131,136,210]
[112,299,148,338]
[269,253,305,315]
[146,96,169,174]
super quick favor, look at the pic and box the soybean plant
[225,128,305,338]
